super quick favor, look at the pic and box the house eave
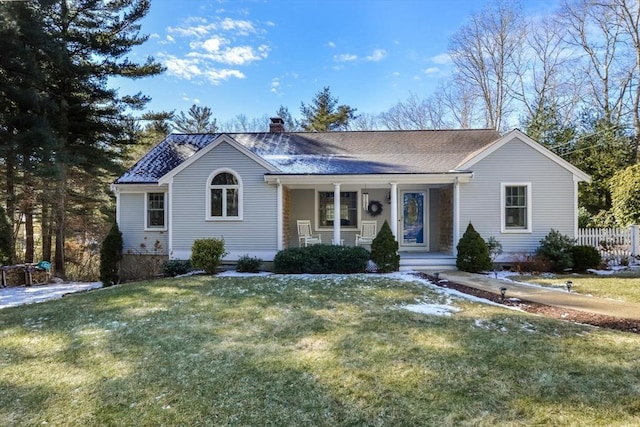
[110,183,167,194]
[264,171,474,187]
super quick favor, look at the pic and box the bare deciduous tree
[448,0,526,130]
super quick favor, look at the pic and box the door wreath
[367,200,384,217]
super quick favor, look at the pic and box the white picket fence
[577,225,640,260]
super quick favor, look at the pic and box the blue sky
[117,0,558,124]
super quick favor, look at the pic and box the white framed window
[145,192,166,230]
[501,183,532,233]
[317,191,358,228]
[206,169,243,220]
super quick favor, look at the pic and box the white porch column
[333,183,341,245]
[390,182,398,239]
[453,178,460,257]
[276,179,283,250]
[167,179,173,259]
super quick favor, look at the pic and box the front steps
[399,252,456,272]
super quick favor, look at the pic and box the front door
[401,191,427,248]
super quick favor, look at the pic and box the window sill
[144,227,167,232]
[501,228,532,234]
[206,217,243,222]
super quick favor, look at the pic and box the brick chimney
[269,117,285,133]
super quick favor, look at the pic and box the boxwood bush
[570,245,602,272]
[163,259,192,277]
[191,238,227,274]
[236,255,263,273]
[274,245,369,274]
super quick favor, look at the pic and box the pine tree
[300,87,357,131]
[370,220,400,273]
[172,104,218,133]
[100,222,123,286]
[456,223,492,273]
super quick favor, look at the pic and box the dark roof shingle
[115,129,501,184]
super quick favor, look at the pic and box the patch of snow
[403,303,460,316]
[0,282,102,309]
[217,271,273,278]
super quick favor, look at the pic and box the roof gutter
[263,171,474,186]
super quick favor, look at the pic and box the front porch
[267,174,468,267]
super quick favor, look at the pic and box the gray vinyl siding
[171,141,277,259]
[459,137,576,255]
[118,192,169,254]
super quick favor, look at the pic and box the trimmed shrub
[191,238,227,274]
[274,245,369,274]
[536,229,575,272]
[163,259,192,277]
[236,255,263,273]
[0,204,13,265]
[570,245,602,272]
[456,223,492,273]
[100,222,123,286]
[370,220,400,273]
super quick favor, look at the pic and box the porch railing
[577,225,640,260]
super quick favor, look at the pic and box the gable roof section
[457,129,591,183]
[157,134,277,184]
[115,129,502,184]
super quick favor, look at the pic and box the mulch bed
[416,273,640,334]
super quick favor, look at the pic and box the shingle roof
[115,129,502,184]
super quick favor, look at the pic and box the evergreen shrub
[191,238,227,274]
[274,245,369,274]
[162,259,192,277]
[0,205,13,265]
[570,245,602,272]
[100,222,123,286]
[536,229,575,272]
[370,220,400,273]
[456,223,492,273]
[236,255,263,273]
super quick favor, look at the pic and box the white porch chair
[356,220,378,247]
[297,220,322,247]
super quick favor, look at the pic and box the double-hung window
[501,183,531,232]
[318,191,358,227]
[146,192,166,230]
[207,170,242,220]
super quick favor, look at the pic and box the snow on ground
[0,282,102,309]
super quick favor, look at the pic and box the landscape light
[500,286,507,300]
[566,281,572,292]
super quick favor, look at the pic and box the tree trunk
[41,203,52,262]
[54,170,66,278]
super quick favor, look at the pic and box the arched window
[207,169,242,220]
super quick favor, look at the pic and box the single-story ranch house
[111,120,590,275]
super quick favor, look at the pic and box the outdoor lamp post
[566,281,572,292]
[500,286,507,301]
[433,272,440,282]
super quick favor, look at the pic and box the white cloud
[270,78,280,94]
[423,67,440,75]
[163,56,202,80]
[161,15,269,84]
[431,53,451,65]
[334,53,358,62]
[327,41,336,48]
[220,18,256,35]
[365,49,387,62]
[204,69,245,85]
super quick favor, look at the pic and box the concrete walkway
[436,270,640,321]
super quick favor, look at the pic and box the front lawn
[513,270,640,304]
[1,273,639,426]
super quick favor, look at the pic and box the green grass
[2,274,640,426]
[514,270,640,303]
